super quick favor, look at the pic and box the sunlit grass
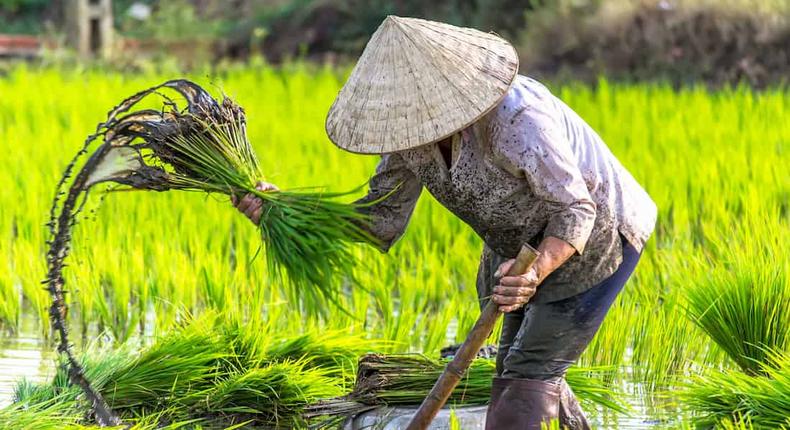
[0,63,788,425]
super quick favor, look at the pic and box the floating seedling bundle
[44,80,378,425]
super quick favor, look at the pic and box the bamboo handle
[405,244,540,430]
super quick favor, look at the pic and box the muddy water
[0,315,53,407]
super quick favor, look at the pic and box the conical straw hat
[326,16,519,154]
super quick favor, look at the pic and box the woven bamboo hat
[325,16,519,154]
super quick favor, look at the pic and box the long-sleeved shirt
[357,75,657,303]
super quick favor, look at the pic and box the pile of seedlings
[6,312,372,429]
[681,351,790,429]
[307,353,627,426]
[681,245,790,428]
[2,313,627,429]
[43,80,378,424]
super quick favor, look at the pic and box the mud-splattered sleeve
[355,153,422,252]
[492,102,597,254]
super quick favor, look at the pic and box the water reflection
[0,331,53,407]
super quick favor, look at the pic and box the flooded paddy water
[0,318,52,408]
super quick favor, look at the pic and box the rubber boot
[485,377,560,430]
[485,376,507,428]
[559,379,591,430]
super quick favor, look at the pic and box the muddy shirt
[357,75,657,303]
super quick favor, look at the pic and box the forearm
[352,203,412,252]
[533,236,577,283]
[353,182,421,252]
[350,201,389,250]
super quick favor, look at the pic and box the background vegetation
[0,63,787,427]
[2,0,789,86]
[1,0,788,427]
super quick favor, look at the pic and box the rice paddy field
[0,62,788,429]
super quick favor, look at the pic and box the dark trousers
[482,236,642,380]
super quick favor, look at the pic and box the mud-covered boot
[484,377,560,430]
[559,379,591,430]
[485,375,507,426]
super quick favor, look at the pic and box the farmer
[234,16,656,430]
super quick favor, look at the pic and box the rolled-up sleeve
[492,103,597,254]
[356,153,422,252]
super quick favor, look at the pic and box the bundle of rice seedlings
[306,353,627,424]
[44,80,378,422]
[680,350,790,428]
[197,360,343,428]
[264,330,379,383]
[169,311,374,384]
[13,325,229,418]
[53,79,378,317]
[12,312,360,428]
[0,391,83,430]
[685,262,790,374]
[101,329,230,412]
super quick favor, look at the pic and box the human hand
[231,181,278,225]
[491,259,540,313]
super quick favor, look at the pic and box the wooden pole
[405,244,539,430]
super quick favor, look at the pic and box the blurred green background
[2,0,789,86]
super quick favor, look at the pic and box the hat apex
[326,16,519,154]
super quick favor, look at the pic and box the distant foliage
[248,0,537,61]
[6,0,790,85]
[0,0,51,34]
[0,0,47,12]
[216,0,790,85]
[180,0,790,86]
[519,0,790,87]
[124,0,221,41]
